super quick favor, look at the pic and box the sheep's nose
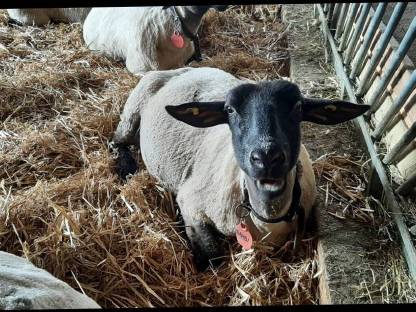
[250,149,286,169]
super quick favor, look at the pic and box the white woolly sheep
[82,6,228,75]
[112,67,369,270]
[7,8,91,26]
[0,251,100,309]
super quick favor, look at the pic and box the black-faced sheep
[6,8,91,26]
[112,67,369,270]
[82,6,228,75]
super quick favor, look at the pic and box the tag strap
[163,6,203,63]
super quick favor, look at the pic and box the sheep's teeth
[256,179,284,192]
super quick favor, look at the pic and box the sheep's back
[7,8,91,26]
[138,67,243,192]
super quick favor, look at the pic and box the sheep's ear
[301,98,370,125]
[166,101,227,128]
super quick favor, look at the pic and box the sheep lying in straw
[82,6,228,75]
[112,67,369,270]
[6,8,91,26]
[0,251,100,309]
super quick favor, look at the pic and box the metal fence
[315,2,416,281]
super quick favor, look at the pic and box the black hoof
[111,143,138,181]
[193,254,224,272]
[7,18,23,26]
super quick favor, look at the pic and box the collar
[238,163,303,224]
[162,6,203,64]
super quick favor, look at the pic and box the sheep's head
[166,81,369,218]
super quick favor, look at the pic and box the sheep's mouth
[256,178,285,192]
[254,177,287,199]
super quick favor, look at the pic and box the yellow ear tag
[324,105,337,112]
[186,107,200,115]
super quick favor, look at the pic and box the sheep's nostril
[270,151,286,166]
[250,150,266,168]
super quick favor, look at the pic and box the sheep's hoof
[193,252,224,272]
[7,18,23,26]
[111,143,138,181]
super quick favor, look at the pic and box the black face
[225,82,302,201]
[166,80,369,205]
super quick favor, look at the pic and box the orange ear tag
[236,222,253,250]
[171,32,185,49]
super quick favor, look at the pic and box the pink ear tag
[171,32,185,49]
[236,222,253,250]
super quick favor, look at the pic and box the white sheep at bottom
[82,6,227,75]
[6,8,91,26]
[113,67,369,270]
[0,251,100,309]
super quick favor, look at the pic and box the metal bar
[335,3,350,40]
[372,70,416,139]
[383,122,416,165]
[397,171,416,196]
[339,3,360,52]
[344,3,372,65]
[328,3,335,24]
[356,2,408,97]
[323,3,329,13]
[330,3,340,30]
[317,3,416,282]
[350,3,388,79]
[367,16,416,115]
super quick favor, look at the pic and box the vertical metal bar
[324,3,329,13]
[356,2,408,97]
[335,3,350,40]
[397,171,416,196]
[350,3,388,79]
[372,70,416,139]
[344,3,372,65]
[383,122,416,165]
[338,3,360,51]
[330,3,340,29]
[328,3,336,23]
[367,16,416,115]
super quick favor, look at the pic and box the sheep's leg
[112,83,145,180]
[305,202,319,235]
[185,222,225,271]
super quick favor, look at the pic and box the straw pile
[0,6,320,307]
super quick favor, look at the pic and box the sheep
[6,8,91,26]
[112,67,369,270]
[82,6,228,75]
[0,251,100,309]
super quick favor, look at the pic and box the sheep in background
[112,67,369,271]
[0,251,100,309]
[7,8,91,26]
[82,6,228,75]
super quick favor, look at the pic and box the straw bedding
[0,4,403,306]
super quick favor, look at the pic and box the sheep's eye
[225,106,235,114]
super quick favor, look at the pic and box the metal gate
[315,2,416,281]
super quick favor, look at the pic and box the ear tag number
[324,105,337,111]
[171,31,185,49]
[236,222,253,250]
[185,107,199,115]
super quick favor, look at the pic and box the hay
[197,5,290,79]
[0,5,316,307]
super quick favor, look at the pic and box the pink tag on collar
[171,33,185,49]
[236,222,253,250]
